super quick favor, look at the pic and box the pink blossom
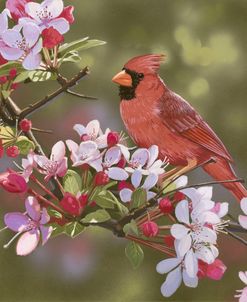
[4,196,52,256]
[34,141,68,181]
[0,22,42,70]
[20,0,70,34]
[0,171,27,193]
[58,5,74,24]
[6,0,31,21]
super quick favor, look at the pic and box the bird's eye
[138,73,144,79]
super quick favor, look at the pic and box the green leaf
[1,90,11,99]
[131,188,147,210]
[94,190,118,209]
[162,182,176,194]
[81,209,111,224]
[28,70,57,82]
[63,170,82,195]
[0,61,25,77]
[49,209,63,219]
[59,51,81,64]
[49,224,65,238]
[15,136,35,155]
[123,220,139,236]
[125,241,144,269]
[14,71,30,83]
[59,38,106,57]
[103,181,118,190]
[65,222,85,238]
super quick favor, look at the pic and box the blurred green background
[0,0,247,301]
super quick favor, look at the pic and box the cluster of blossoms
[0,0,74,70]
[1,119,247,300]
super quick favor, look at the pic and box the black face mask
[119,68,144,100]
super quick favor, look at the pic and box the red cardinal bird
[112,54,247,201]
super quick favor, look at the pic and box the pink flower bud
[163,235,175,248]
[6,146,20,158]
[94,171,109,186]
[78,193,88,207]
[60,192,82,216]
[141,221,159,237]
[117,155,126,168]
[0,76,8,84]
[19,119,32,132]
[206,259,227,280]
[159,198,173,214]
[9,68,17,80]
[59,6,75,24]
[0,54,8,66]
[42,27,64,49]
[107,131,120,147]
[197,259,227,281]
[10,83,19,90]
[174,192,185,202]
[118,180,134,191]
[0,172,27,193]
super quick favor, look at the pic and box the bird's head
[112,54,166,100]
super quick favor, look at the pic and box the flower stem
[30,175,59,202]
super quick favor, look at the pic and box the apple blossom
[4,196,52,256]
[34,141,67,181]
[156,245,198,297]
[20,0,70,34]
[0,22,42,70]
[42,27,64,49]
[66,139,102,171]
[0,171,27,193]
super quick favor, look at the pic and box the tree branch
[20,67,90,118]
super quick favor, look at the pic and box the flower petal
[22,23,40,47]
[197,186,213,201]
[147,145,159,167]
[2,29,22,47]
[66,139,78,153]
[22,52,41,70]
[182,270,198,288]
[4,213,29,232]
[175,200,190,224]
[73,124,86,136]
[171,224,189,240]
[16,230,40,256]
[0,9,9,35]
[131,148,149,167]
[0,45,23,60]
[142,173,158,190]
[42,0,64,18]
[25,196,41,221]
[40,208,50,224]
[51,141,65,161]
[105,147,121,166]
[239,271,247,285]
[48,18,69,34]
[25,2,42,21]
[56,158,68,177]
[147,191,156,201]
[241,198,247,215]
[156,258,181,274]
[195,245,215,264]
[177,234,192,257]
[107,167,129,181]
[174,176,188,188]
[160,266,182,297]
[184,249,198,278]
[239,215,247,230]
[40,225,53,245]
[86,120,100,137]
[131,170,142,188]
[119,188,132,203]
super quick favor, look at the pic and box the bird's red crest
[124,54,166,74]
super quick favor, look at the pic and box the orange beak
[112,70,132,87]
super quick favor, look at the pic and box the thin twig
[224,228,247,246]
[66,89,97,100]
[20,67,90,118]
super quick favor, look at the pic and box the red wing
[159,92,233,162]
